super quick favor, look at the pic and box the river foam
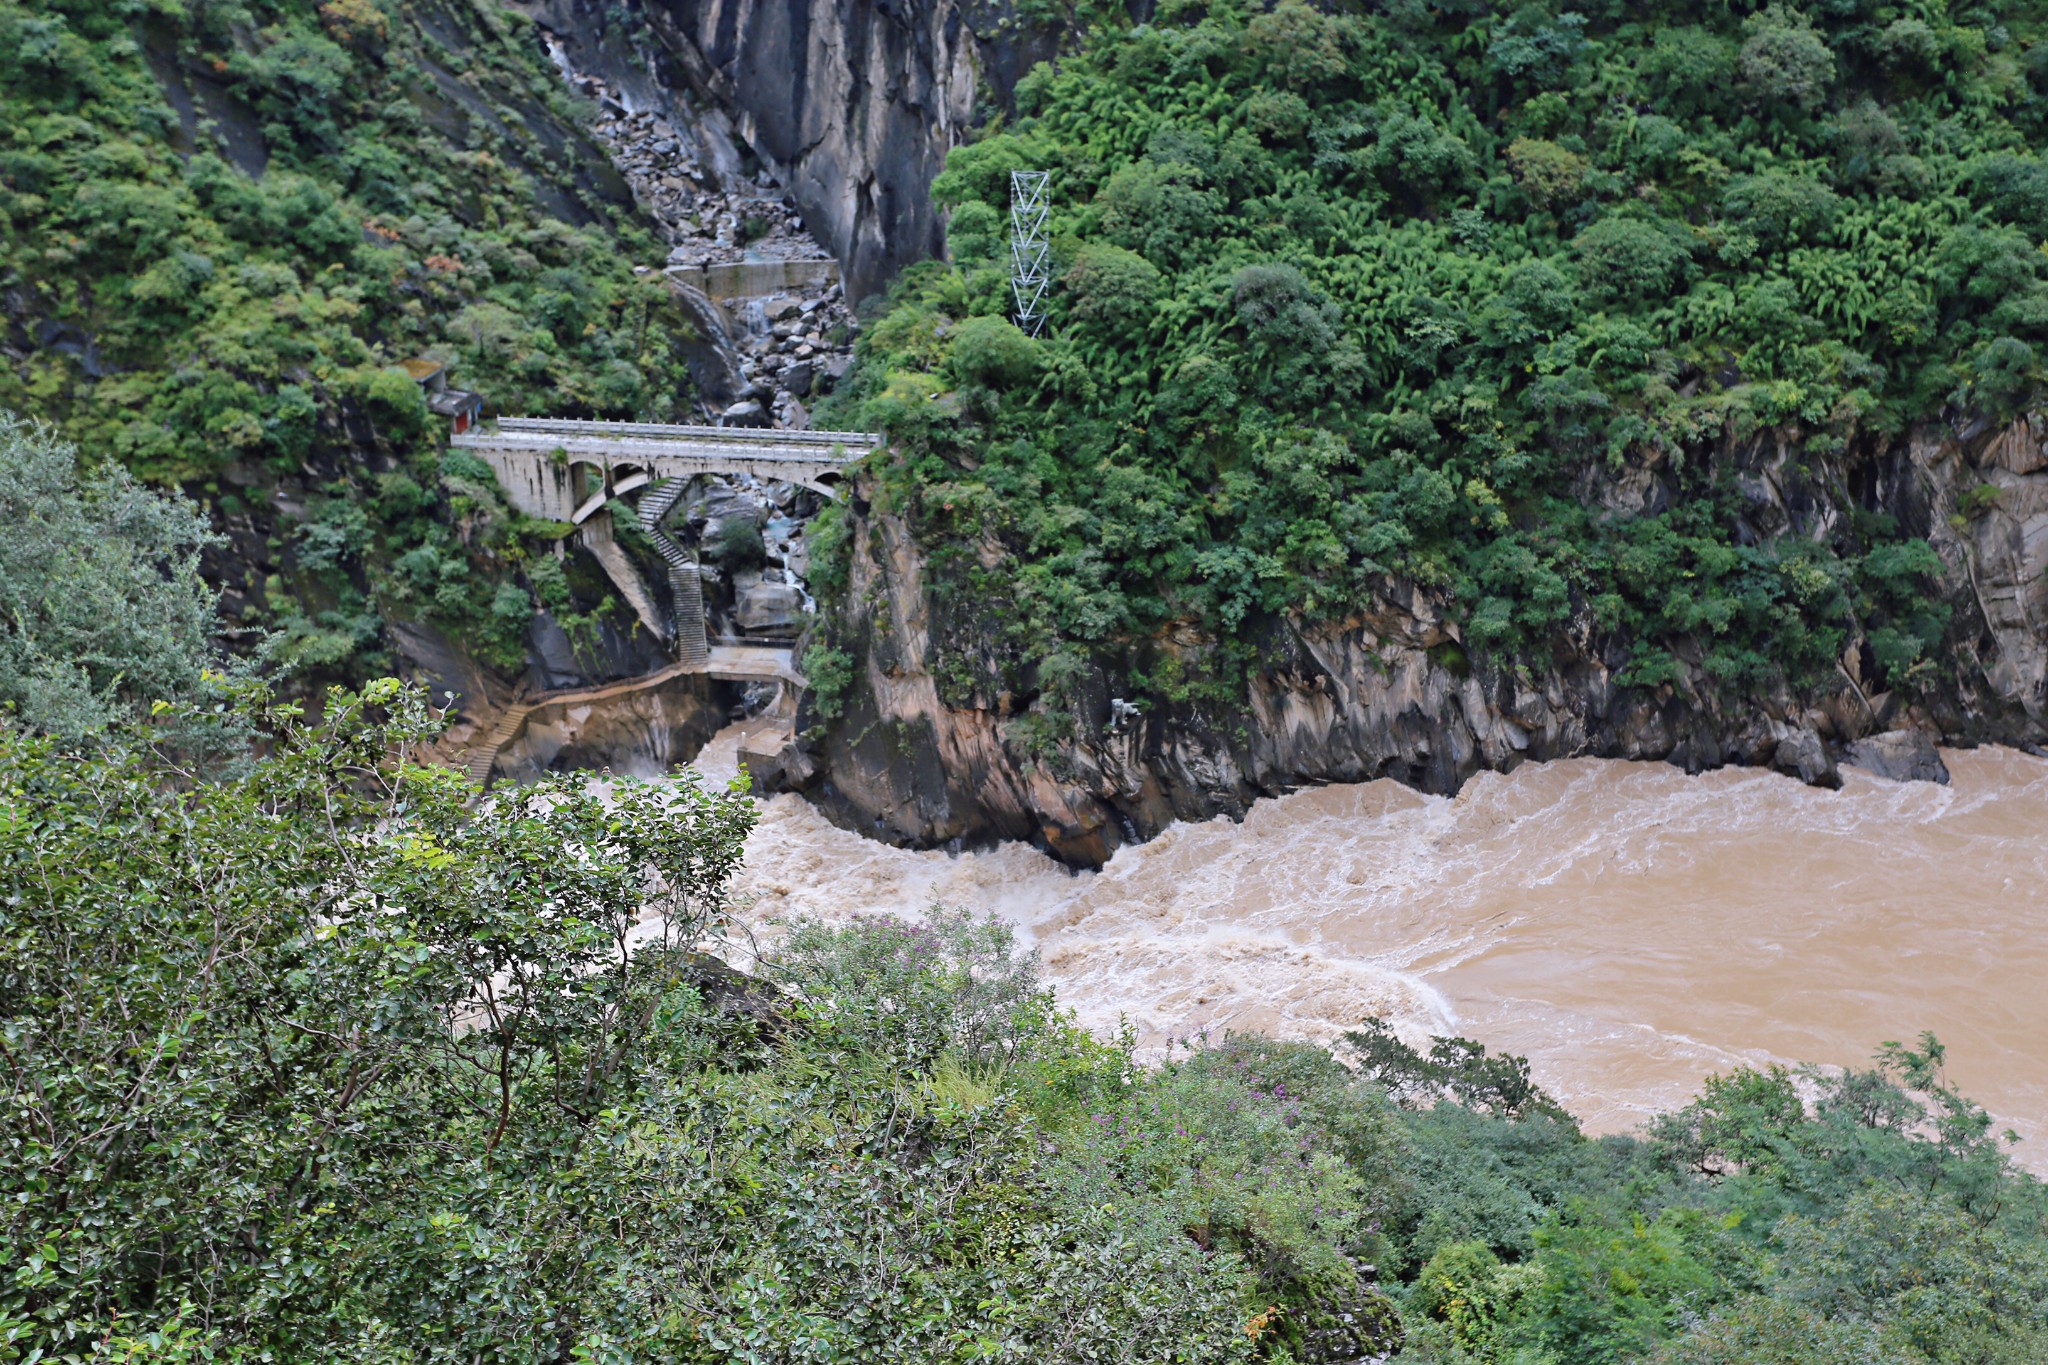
[694,722,2048,1162]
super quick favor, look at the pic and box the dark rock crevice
[507,0,1053,301]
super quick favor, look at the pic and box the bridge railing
[456,429,858,464]
[491,416,881,451]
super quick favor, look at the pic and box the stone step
[670,563,709,666]
[464,703,536,789]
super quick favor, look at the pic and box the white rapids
[685,721,2048,1163]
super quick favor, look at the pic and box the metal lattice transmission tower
[1009,170,1052,337]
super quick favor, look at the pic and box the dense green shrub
[801,639,857,719]
[0,414,225,738]
[775,907,1057,1069]
[949,315,1045,389]
[0,692,1341,1360]
[828,0,2033,722]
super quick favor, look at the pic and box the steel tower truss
[1009,170,1051,337]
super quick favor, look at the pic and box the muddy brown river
[699,726,2048,1162]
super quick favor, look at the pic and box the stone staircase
[637,477,709,666]
[463,701,536,789]
[669,563,709,666]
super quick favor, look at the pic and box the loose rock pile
[673,473,823,643]
[554,53,860,430]
[719,293,855,429]
[595,105,827,267]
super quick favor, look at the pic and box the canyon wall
[487,2,2048,853]
[510,0,1051,301]
[776,417,2048,866]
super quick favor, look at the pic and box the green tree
[1738,7,1836,111]
[0,679,755,1357]
[0,413,222,738]
[0,689,1326,1361]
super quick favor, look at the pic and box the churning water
[693,723,2048,1160]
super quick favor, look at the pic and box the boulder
[694,486,769,528]
[387,619,493,714]
[736,581,805,634]
[738,736,787,790]
[721,399,769,427]
[521,611,591,691]
[1844,729,1952,784]
[1770,726,1840,789]
[1298,1276,1403,1363]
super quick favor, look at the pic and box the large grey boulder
[736,581,805,634]
[1769,724,1841,789]
[1844,729,1952,784]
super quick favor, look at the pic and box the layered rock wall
[780,418,2048,866]
[496,672,727,782]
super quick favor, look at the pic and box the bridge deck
[492,416,880,451]
[456,429,861,468]
[454,417,881,523]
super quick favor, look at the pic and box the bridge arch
[792,468,845,500]
[457,419,881,676]
[568,459,611,524]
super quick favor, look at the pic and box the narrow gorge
[15,1,2048,1356]
[435,0,2048,874]
[424,0,2048,1169]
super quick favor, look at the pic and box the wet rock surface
[1300,1268,1403,1364]
[1845,729,1953,784]
[661,471,824,643]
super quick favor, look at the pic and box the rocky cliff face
[778,417,2048,867]
[495,673,727,782]
[475,3,2048,844]
[509,0,1051,301]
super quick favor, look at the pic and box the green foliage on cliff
[1,0,687,476]
[4,683,2045,1362]
[832,0,2047,707]
[0,0,691,677]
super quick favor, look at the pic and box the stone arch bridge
[454,417,876,523]
[450,418,879,777]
